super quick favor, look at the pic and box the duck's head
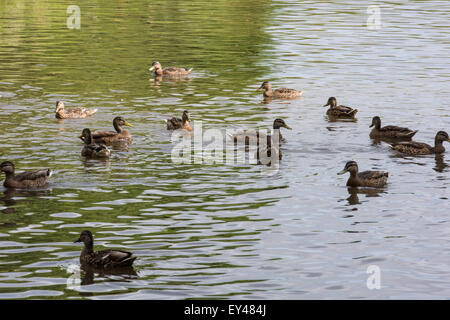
[74,230,94,245]
[114,116,133,127]
[370,116,381,128]
[338,161,358,175]
[55,101,64,112]
[0,161,14,174]
[79,128,92,144]
[436,131,450,143]
[273,119,291,130]
[149,61,162,72]
[182,110,191,122]
[323,97,337,107]
[258,81,271,91]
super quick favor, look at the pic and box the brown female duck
[369,116,417,139]
[1,161,52,189]
[258,81,303,99]
[232,119,292,146]
[166,110,193,131]
[338,161,390,188]
[149,61,193,77]
[80,128,111,158]
[87,116,133,145]
[74,230,137,268]
[390,131,450,155]
[55,101,97,119]
[323,97,358,118]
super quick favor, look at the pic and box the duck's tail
[407,130,418,138]
[348,108,358,116]
[186,67,193,74]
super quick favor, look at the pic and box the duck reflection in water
[79,264,138,286]
[434,154,448,172]
[345,187,385,206]
[1,188,50,214]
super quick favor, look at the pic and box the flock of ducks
[1,60,449,268]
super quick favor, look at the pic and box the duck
[323,97,358,118]
[369,116,418,139]
[390,131,450,155]
[149,61,192,77]
[84,116,133,145]
[55,101,97,119]
[80,128,111,158]
[258,82,303,99]
[74,230,137,268]
[1,161,52,189]
[338,161,390,188]
[166,110,193,131]
[232,119,291,146]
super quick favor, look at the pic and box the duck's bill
[284,124,292,130]
[125,122,133,127]
[74,238,81,243]
[369,124,374,128]
[337,169,348,175]
[149,66,155,72]
[323,104,329,107]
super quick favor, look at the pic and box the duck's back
[82,249,136,268]
[5,169,52,188]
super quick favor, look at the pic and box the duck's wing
[166,117,183,129]
[380,125,418,138]
[391,141,432,153]
[275,88,300,95]
[65,107,97,117]
[163,67,191,75]
[14,169,52,182]
[96,249,136,267]
[92,130,118,139]
[358,170,389,181]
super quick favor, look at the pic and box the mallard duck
[55,101,97,119]
[166,110,193,131]
[80,128,111,158]
[323,97,358,118]
[1,161,52,189]
[232,119,291,146]
[258,82,303,99]
[369,116,418,139]
[338,161,390,188]
[85,116,133,145]
[149,61,192,77]
[74,230,137,268]
[390,131,450,155]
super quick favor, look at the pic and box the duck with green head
[74,230,137,268]
[258,82,303,99]
[323,97,358,118]
[338,161,390,188]
[149,61,193,77]
[390,131,450,155]
[1,161,52,189]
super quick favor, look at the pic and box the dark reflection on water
[0,0,449,299]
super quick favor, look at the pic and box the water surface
[0,0,449,299]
